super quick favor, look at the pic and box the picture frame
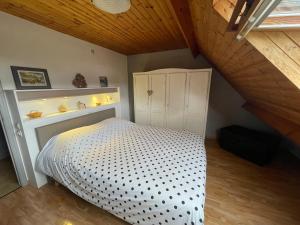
[10,66,51,90]
[99,76,108,87]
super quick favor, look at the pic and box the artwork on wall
[99,76,108,87]
[73,73,87,88]
[10,66,51,90]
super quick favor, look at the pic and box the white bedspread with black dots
[36,118,206,225]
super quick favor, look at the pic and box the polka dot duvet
[36,118,206,225]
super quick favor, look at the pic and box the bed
[36,118,206,225]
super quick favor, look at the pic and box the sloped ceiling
[0,0,186,54]
[187,0,300,143]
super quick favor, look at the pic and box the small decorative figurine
[72,73,87,88]
[77,101,86,110]
[27,110,43,119]
[58,104,68,113]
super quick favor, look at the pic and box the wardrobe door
[166,73,186,130]
[150,74,166,127]
[184,71,210,136]
[134,75,149,125]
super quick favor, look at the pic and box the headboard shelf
[9,87,118,101]
[23,103,119,127]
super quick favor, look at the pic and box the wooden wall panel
[188,0,300,127]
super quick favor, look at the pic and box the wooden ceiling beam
[167,0,199,57]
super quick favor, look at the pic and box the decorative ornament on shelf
[58,104,68,113]
[72,73,87,88]
[77,101,86,110]
[99,76,108,87]
[27,110,43,119]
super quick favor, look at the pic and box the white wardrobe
[133,68,211,137]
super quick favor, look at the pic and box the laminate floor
[0,140,299,225]
[0,157,20,198]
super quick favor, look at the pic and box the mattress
[36,118,206,225]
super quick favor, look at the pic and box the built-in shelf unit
[4,87,121,188]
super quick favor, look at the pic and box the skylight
[259,0,300,29]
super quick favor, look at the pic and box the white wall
[0,12,129,120]
[128,49,273,138]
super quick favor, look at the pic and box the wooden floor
[0,140,300,225]
[0,157,20,198]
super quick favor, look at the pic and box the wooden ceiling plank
[125,4,166,51]
[136,0,174,45]
[0,5,119,52]
[155,0,187,48]
[52,0,141,50]
[190,0,209,53]
[224,46,259,72]
[1,0,134,53]
[167,0,199,57]
[247,31,300,88]
[120,12,161,49]
[10,1,138,53]
[286,31,300,45]
[144,0,181,48]
[85,0,184,51]
[246,101,300,127]
[133,2,171,47]
[203,8,216,59]
[0,0,187,54]
[129,3,174,49]
[73,0,166,50]
[264,31,300,68]
[188,0,300,139]
[244,102,300,145]
[152,0,186,47]
[228,59,268,76]
[212,32,236,67]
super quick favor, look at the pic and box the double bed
[36,118,206,225]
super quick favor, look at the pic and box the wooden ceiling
[189,0,300,144]
[0,0,186,55]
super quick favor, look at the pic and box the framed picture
[99,76,108,87]
[10,66,51,90]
